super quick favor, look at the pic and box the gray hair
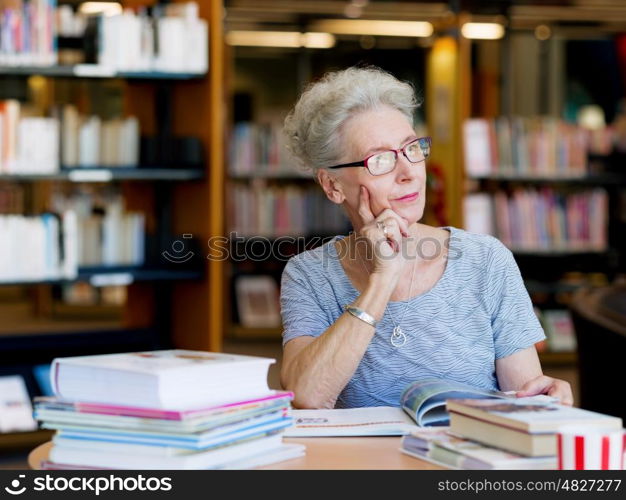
[283,66,420,172]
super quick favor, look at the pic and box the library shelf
[229,172,315,181]
[0,65,206,80]
[469,173,626,185]
[0,168,205,183]
[229,325,282,339]
[0,328,159,353]
[511,248,614,257]
[538,351,578,367]
[0,267,203,288]
[524,280,584,294]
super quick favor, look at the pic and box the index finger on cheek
[358,186,375,223]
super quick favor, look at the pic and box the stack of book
[445,398,622,459]
[404,397,623,470]
[401,427,557,470]
[33,350,304,470]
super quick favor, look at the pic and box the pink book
[35,391,294,421]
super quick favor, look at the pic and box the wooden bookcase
[0,0,225,449]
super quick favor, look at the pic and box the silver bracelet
[343,304,379,328]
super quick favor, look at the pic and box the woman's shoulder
[444,226,513,271]
[283,235,343,278]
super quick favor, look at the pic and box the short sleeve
[489,242,546,359]
[280,257,333,346]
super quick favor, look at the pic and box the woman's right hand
[356,185,410,282]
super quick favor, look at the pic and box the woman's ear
[317,169,346,204]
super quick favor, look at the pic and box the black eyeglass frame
[326,136,432,175]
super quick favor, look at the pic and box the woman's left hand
[516,375,574,406]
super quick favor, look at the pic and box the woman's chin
[393,205,424,225]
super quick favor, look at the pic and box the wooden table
[29,437,444,470]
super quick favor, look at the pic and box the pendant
[390,326,407,348]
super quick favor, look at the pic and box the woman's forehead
[342,107,414,154]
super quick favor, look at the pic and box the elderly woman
[280,66,573,409]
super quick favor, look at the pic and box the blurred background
[1,0,626,466]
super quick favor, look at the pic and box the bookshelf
[0,0,225,448]
[457,33,626,366]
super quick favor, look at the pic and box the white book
[102,197,123,265]
[100,120,118,166]
[185,19,208,73]
[2,100,20,173]
[120,117,139,166]
[463,193,494,236]
[62,105,80,167]
[61,210,79,280]
[49,433,288,470]
[0,375,37,432]
[463,119,493,177]
[283,407,417,437]
[0,113,4,173]
[79,116,101,167]
[17,118,59,174]
[155,17,185,72]
[50,350,275,409]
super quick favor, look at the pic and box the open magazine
[400,378,514,427]
[285,379,514,437]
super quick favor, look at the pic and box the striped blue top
[280,226,546,408]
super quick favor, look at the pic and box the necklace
[353,232,418,348]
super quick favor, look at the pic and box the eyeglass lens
[366,138,430,175]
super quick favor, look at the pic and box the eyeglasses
[327,136,431,176]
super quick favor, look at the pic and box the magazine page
[283,406,416,437]
[400,378,511,427]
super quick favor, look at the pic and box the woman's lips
[393,192,419,202]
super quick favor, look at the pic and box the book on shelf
[0,375,38,433]
[463,116,589,178]
[229,183,348,237]
[0,0,57,67]
[229,121,303,177]
[0,99,59,174]
[235,275,281,328]
[61,105,140,168]
[401,427,557,470]
[463,187,608,252]
[539,309,577,353]
[0,211,78,282]
[446,398,623,457]
[51,187,145,268]
[50,349,276,409]
[93,3,208,73]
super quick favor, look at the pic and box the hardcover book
[50,349,275,409]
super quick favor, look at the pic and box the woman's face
[332,106,427,229]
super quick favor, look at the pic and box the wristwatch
[343,304,379,328]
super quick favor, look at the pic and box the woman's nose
[395,154,422,182]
